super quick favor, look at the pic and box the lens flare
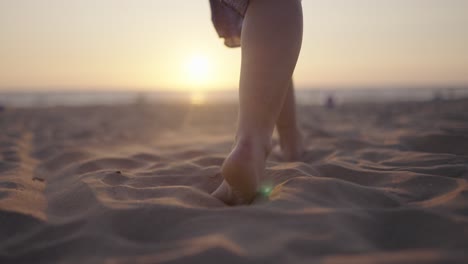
[260,184,274,197]
[190,92,206,105]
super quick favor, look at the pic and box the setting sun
[185,55,212,87]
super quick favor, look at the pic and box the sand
[1,99,468,263]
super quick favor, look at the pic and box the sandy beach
[1,98,468,263]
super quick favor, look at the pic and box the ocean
[1,87,467,107]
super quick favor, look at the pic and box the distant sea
[1,87,467,107]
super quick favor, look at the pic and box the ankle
[234,135,272,157]
[277,124,301,137]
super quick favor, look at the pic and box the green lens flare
[260,185,273,197]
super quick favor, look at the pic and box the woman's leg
[212,0,303,205]
[276,80,304,161]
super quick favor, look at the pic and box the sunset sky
[1,0,467,92]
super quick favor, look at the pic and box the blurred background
[1,0,467,106]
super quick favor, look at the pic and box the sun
[185,54,212,86]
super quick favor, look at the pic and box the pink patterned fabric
[209,0,250,48]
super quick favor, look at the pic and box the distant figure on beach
[325,94,336,109]
[209,0,304,205]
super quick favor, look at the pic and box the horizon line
[1,84,468,94]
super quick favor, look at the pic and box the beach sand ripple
[1,100,468,263]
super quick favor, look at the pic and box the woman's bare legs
[212,0,303,205]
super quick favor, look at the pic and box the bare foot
[212,139,271,205]
[278,128,304,161]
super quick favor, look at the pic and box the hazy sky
[1,0,467,91]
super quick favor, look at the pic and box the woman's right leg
[212,0,303,205]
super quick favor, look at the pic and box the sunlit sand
[1,98,468,263]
